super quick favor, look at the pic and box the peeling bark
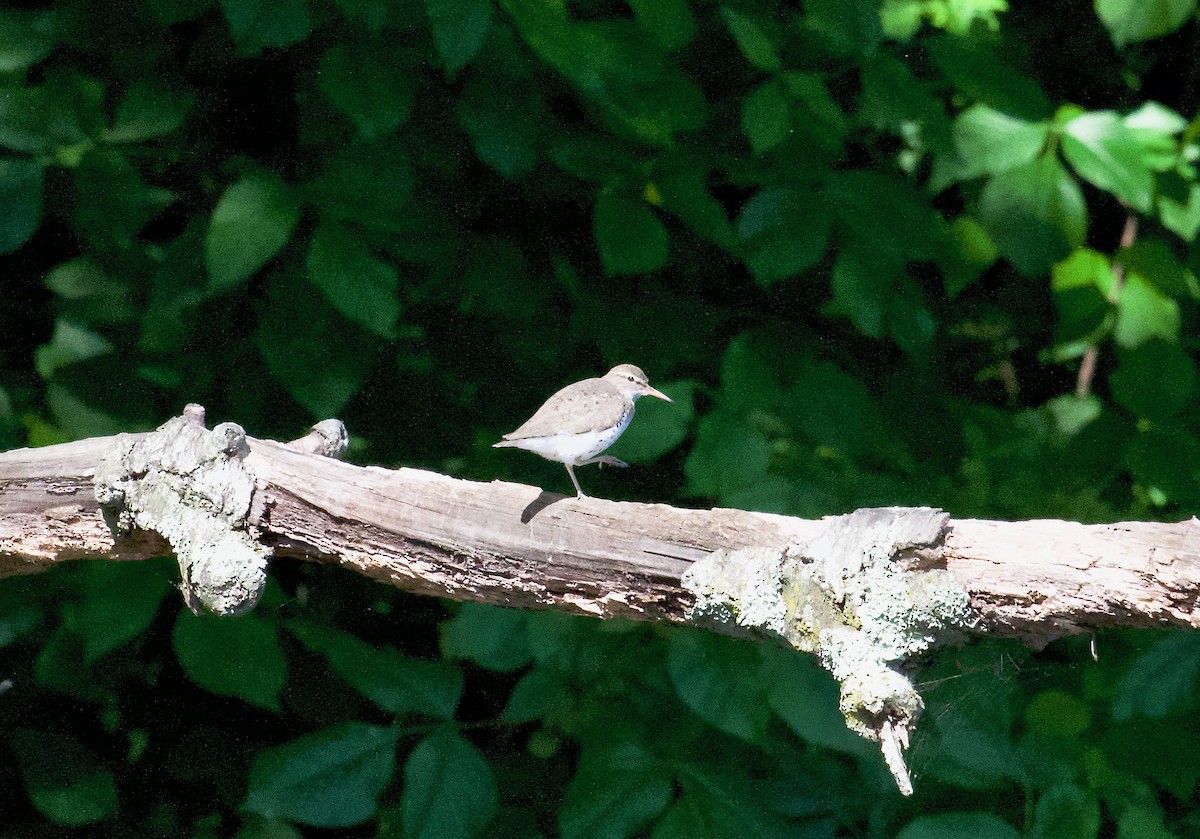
[2,413,1197,641]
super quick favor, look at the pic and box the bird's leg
[565,463,587,498]
[579,455,628,469]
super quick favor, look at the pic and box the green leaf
[499,5,704,145]
[173,611,287,710]
[926,33,1050,118]
[719,7,780,71]
[426,0,492,75]
[307,223,401,338]
[1062,111,1158,211]
[1113,633,1200,720]
[761,645,869,754]
[953,105,1049,177]
[256,273,376,418]
[666,629,770,741]
[45,382,125,439]
[0,10,56,72]
[103,84,193,143]
[831,246,889,338]
[683,411,772,501]
[881,0,1009,37]
[502,666,570,723]
[1051,248,1117,344]
[61,560,172,663]
[440,603,532,672]
[34,319,113,379]
[801,0,884,57]
[1110,340,1197,420]
[1096,0,1197,47]
[205,170,300,289]
[741,80,789,155]
[1126,101,1188,134]
[607,380,693,463]
[1044,394,1102,436]
[629,0,696,50]
[1030,784,1101,839]
[10,729,118,825]
[0,579,42,647]
[1025,690,1092,739]
[1114,274,1180,347]
[1158,182,1200,241]
[456,78,539,179]
[783,72,850,156]
[896,812,1021,839]
[0,156,43,254]
[979,154,1086,277]
[1116,808,1179,839]
[595,191,668,275]
[558,742,671,839]
[74,149,175,249]
[1125,423,1200,506]
[400,727,497,839]
[943,215,998,296]
[651,765,796,839]
[0,83,88,154]
[220,0,312,55]
[329,0,387,29]
[460,236,541,319]
[828,169,941,261]
[290,622,462,718]
[318,43,414,140]
[244,722,398,827]
[1116,239,1198,299]
[307,139,413,230]
[918,645,1027,788]
[655,164,736,248]
[736,187,831,285]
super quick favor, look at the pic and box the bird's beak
[643,385,672,402]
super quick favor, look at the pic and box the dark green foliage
[3,0,1200,836]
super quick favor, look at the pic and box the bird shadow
[520,490,568,523]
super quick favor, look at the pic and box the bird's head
[606,364,672,402]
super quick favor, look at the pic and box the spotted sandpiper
[494,364,672,498]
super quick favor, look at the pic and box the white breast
[508,409,632,465]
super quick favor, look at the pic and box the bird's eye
[627,375,635,382]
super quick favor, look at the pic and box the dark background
[2,0,1200,836]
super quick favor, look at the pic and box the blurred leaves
[243,722,398,827]
[1096,0,1197,46]
[979,155,1086,277]
[11,729,118,825]
[173,611,287,710]
[290,621,462,718]
[400,727,497,839]
[0,157,42,253]
[595,191,669,275]
[425,0,492,75]
[3,1,1200,837]
[206,170,300,290]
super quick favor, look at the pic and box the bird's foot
[589,456,628,469]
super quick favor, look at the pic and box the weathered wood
[2,430,1199,646]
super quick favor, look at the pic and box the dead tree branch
[2,406,1198,794]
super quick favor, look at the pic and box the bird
[494,363,672,498]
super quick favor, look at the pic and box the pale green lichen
[94,408,269,616]
[681,507,976,792]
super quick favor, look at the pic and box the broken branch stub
[681,506,976,796]
[93,405,269,616]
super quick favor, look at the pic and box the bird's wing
[502,377,628,439]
